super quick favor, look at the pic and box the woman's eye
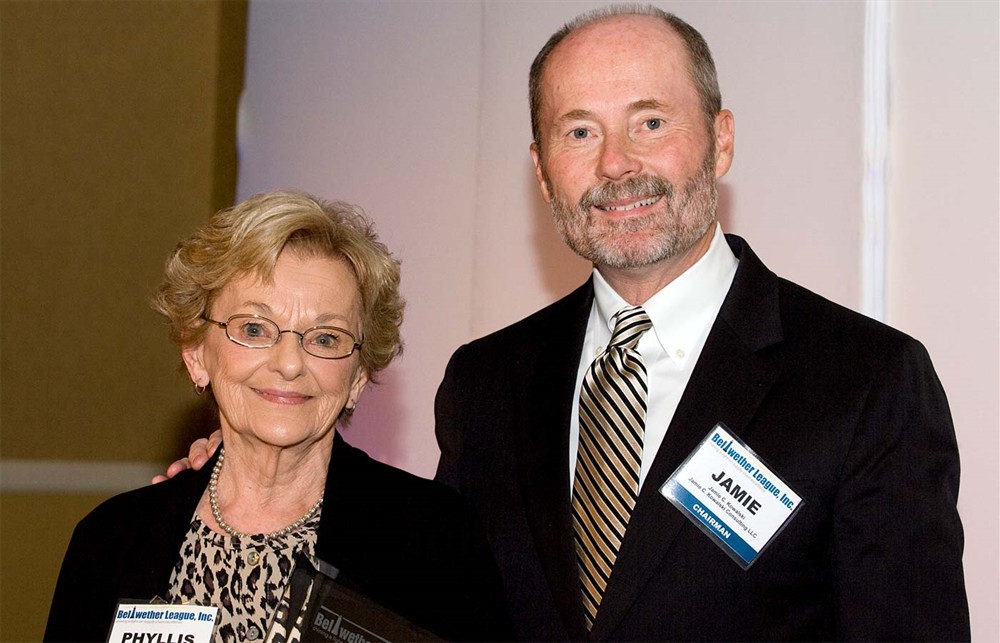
[313,333,340,347]
[571,128,589,139]
[645,118,662,130]
[243,323,265,337]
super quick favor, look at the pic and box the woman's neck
[197,430,334,537]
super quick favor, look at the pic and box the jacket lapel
[591,235,786,640]
[514,282,594,641]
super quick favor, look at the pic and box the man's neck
[596,226,716,305]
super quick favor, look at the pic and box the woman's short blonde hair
[152,190,403,379]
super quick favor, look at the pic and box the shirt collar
[592,223,738,366]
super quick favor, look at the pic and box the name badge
[660,424,803,569]
[107,602,219,643]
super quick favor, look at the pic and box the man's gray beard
[548,153,718,270]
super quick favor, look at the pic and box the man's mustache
[579,175,673,210]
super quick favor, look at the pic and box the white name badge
[660,424,803,569]
[107,602,219,643]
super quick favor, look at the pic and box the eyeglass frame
[202,314,363,360]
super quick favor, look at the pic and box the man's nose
[597,132,641,181]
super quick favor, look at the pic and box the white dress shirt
[569,224,739,492]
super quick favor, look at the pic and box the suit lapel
[591,236,786,639]
[514,282,593,642]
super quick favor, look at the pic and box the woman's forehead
[214,254,361,320]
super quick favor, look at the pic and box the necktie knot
[609,306,653,351]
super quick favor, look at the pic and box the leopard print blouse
[166,508,321,642]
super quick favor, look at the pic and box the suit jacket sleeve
[833,337,968,641]
[434,343,471,493]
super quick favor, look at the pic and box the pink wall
[888,4,999,636]
[239,2,997,637]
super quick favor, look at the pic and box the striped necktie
[572,305,653,630]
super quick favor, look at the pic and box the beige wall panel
[1,1,246,638]
[1,1,245,463]
[1,493,113,641]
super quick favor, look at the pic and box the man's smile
[595,195,663,212]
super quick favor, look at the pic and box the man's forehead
[554,14,682,58]
[538,15,692,108]
[542,15,687,86]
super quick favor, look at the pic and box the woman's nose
[269,330,307,379]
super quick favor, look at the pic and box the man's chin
[585,234,677,270]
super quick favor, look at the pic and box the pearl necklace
[209,447,323,540]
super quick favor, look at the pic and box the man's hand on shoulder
[151,430,222,483]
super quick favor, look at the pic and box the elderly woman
[45,191,510,642]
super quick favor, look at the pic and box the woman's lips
[253,388,313,405]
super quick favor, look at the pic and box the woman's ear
[181,343,210,388]
[346,368,370,411]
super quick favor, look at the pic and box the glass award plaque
[265,555,444,643]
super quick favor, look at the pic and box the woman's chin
[228,423,336,452]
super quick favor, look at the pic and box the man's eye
[571,128,589,139]
[645,118,662,130]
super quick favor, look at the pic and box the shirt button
[676,348,685,358]
[247,624,261,640]
[246,551,260,565]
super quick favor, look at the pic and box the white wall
[888,2,999,638]
[239,0,869,473]
[239,1,997,638]
[238,1,484,470]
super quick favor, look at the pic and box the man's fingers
[189,430,223,470]
[187,439,210,470]
[152,456,192,484]
[168,457,192,477]
[206,430,223,454]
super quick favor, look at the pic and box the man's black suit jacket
[435,235,969,641]
[46,432,512,642]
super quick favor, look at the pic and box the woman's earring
[195,383,207,396]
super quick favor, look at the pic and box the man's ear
[530,141,553,203]
[181,342,210,388]
[713,109,735,178]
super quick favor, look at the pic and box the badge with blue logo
[107,602,219,643]
[660,423,803,569]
